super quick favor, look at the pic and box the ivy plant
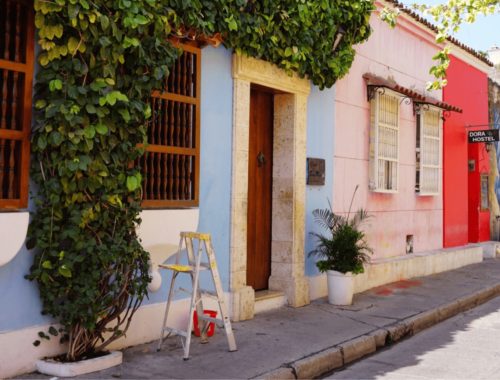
[27,0,374,362]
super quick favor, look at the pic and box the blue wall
[0,45,334,333]
[145,46,234,305]
[0,33,56,333]
[0,180,54,332]
[304,85,336,277]
[0,46,235,332]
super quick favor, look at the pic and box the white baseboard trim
[0,293,229,378]
[308,244,483,300]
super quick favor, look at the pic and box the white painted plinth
[479,241,500,259]
[309,244,484,299]
[36,351,122,377]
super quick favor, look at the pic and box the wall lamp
[332,26,346,53]
[486,142,492,153]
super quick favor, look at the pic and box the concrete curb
[259,281,500,380]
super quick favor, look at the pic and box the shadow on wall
[489,79,500,240]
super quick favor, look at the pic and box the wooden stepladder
[157,232,237,360]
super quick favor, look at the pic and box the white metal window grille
[369,92,399,192]
[416,108,441,195]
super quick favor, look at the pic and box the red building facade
[443,54,491,247]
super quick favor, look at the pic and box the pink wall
[334,8,444,260]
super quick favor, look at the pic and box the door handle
[257,152,267,167]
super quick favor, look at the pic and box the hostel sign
[468,129,499,143]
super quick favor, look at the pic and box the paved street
[15,259,500,380]
[326,294,500,380]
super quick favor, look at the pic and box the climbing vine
[26,0,374,361]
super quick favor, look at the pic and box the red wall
[443,55,489,247]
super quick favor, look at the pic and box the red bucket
[193,310,218,337]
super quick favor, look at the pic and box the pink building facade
[333,3,445,260]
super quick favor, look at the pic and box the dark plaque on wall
[468,129,499,143]
[307,158,325,185]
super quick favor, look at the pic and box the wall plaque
[307,158,325,185]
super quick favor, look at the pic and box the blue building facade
[0,44,335,376]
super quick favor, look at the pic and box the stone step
[254,290,286,314]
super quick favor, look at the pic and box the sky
[404,1,500,55]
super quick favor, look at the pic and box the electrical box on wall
[307,158,325,185]
[468,159,475,172]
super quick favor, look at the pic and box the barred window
[139,44,201,208]
[0,0,35,210]
[416,108,441,195]
[369,91,400,193]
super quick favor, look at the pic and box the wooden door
[247,88,274,291]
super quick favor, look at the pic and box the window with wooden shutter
[0,0,34,210]
[416,108,441,195]
[369,91,400,193]
[139,44,200,208]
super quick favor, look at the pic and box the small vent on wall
[406,235,414,254]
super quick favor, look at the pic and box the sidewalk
[18,259,500,380]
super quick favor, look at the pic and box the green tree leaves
[381,1,500,90]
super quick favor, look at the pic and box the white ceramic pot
[36,351,122,377]
[326,270,355,306]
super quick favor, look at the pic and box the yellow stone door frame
[229,55,311,322]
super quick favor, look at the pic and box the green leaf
[51,131,63,146]
[118,109,130,121]
[38,52,49,66]
[38,136,47,150]
[86,104,96,114]
[134,15,149,25]
[96,124,108,135]
[126,176,138,191]
[101,15,109,30]
[35,12,45,28]
[33,340,41,347]
[68,37,79,54]
[54,24,63,38]
[99,36,111,47]
[42,261,53,269]
[26,238,36,250]
[228,18,237,31]
[35,100,47,109]
[78,155,92,170]
[84,125,96,139]
[58,265,72,278]
[49,326,58,336]
[106,92,117,105]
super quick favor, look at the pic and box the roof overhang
[364,74,462,114]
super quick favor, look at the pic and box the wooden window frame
[369,89,400,193]
[0,0,34,210]
[141,44,201,208]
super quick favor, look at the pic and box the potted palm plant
[309,186,373,305]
